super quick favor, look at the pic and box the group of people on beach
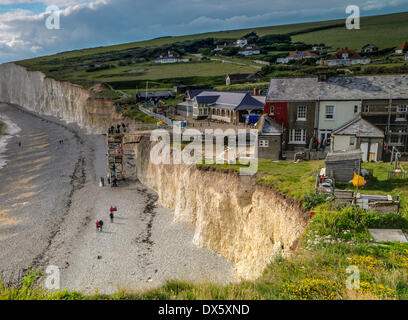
[96,205,117,232]
[108,123,128,135]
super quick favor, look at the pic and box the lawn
[293,11,408,50]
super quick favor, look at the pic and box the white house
[238,44,260,56]
[394,41,408,55]
[317,100,362,145]
[155,51,188,64]
[325,49,370,66]
[234,39,248,48]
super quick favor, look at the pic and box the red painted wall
[263,102,289,128]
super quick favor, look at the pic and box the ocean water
[0,115,21,170]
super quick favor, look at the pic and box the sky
[0,0,408,63]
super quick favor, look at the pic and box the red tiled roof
[395,41,408,51]
[329,49,362,60]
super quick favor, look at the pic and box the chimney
[317,59,329,82]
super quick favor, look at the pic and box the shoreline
[0,114,21,171]
[0,102,235,293]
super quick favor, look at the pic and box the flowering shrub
[348,255,382,271]
[357,281,396,299]
[282,279,341,300]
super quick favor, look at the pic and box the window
[289,129,307,143]
[396,105,407,121]
[269,105,275,116]
[259,140,269,148]
[297,106,307,120]
[354,105,359,113]
[398,105,407,112]
[325,105,335,120]
[350,136,356,146]
[364,105,370,112]
[390,130,404,145]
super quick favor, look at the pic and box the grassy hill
[15,11,408,95]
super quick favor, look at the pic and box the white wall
[331,135,354,152]
[318,100,361,133]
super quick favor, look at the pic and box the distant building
[234,39,248,48]
[214,43,227,51]
[155,51,189,64]
[276,51,318,64]
[362,44,378,53]
[312,45,328,52]
[394,41,408,55]
[325,49,370,66]
[256,115,283,160]
[226,72,262,86]
[137,90,173,102]
[191,91,265,124]
[238,44,260,56]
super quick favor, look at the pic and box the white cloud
[0,0,407,63]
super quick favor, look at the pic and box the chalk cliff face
[0,63,122,133]
[128,136,310,280]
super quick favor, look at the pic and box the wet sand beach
[0,103,234,293]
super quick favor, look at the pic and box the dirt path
[0,103,235,294]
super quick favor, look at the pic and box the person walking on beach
[98,220,104,232]
[96,220,100,232]
[109,212,114,223]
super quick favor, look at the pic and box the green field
[293,12,408,50]
[16,11,408,93]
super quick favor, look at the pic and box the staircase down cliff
[0,63,122,133]
[126,135,311,280]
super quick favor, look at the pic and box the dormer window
[342,53,349,59]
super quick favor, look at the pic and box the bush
[362,212,408,230]
[302,192,329,211]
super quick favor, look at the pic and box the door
[369,143,378,162]
[361,142,368,162]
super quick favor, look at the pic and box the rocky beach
[0,103,235,294]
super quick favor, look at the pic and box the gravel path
[0,103,235,294]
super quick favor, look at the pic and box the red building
[263,102,289,128]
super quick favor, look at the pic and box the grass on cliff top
[199,159,323,201]
[200,160,408,210]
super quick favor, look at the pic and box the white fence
[139,105,173,127]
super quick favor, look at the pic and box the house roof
[194,91,265,111]
[156,50,181,59]
[266,75,408,101]
[256,115,283,136]
[326,149,362,162]
[329,49,362,60]
[138,90,173,98]
[332,117,384,138]
[227,72,261,80]
[362,44,378,49]
[187,89,217,100]
[287,51,317,58]
[239,44,260,52]
[395,41,408,51]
